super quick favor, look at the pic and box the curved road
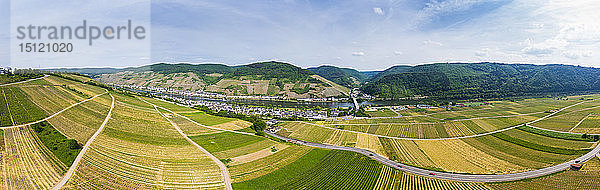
[266,130,600,182]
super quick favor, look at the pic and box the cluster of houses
[114,83,338,101]
[297,97,349,102]
[111,84,225,98]
[0,67,12,75]
[157,94,331,120]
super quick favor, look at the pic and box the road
[0,75,47,87]
[53,93,115,190]
[266,130,600,182]
[143,98,233,190]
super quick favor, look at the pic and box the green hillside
[308,65,369,88]
[231,61,314,81]
[369,65,412,81]
[96,61,346,98]
[362,62,600,99]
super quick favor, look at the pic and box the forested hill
[231,61,314,81]
[370,65,412,81]
[361,62,600,99]
[308,65,369,88]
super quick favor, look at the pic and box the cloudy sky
[2,0,600,70]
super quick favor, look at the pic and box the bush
[30,121,82,166]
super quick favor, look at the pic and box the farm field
[488,156,600,189]
[333,114,543,139]
[182,111,239,126]
[2,73,600,189]
[277,121,593,174]
[0,87,47,126]
[426,98,576,120]
[235,149,491,190]
[46,93,111,143]
[366,108,399,117]
[1,125,67,189]
[532,107,600,132]
[235,149,382,189]
[62,95,226,189]
[574,114,600,134]
[185,126,313,182]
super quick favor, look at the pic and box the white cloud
[415,0,504,26]
[352,51,365,56]
[373,7,384,16]
[394,51,403,55]
[562,50,592,60]
[423,40,443,46]
[475,48,490,57]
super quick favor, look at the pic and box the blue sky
[3,0,600,70]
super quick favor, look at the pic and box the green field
[0,87,47,126]
[235,149,382,190]
[182,111,237,126]
[189,131,265,152]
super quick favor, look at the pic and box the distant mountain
[44,68,121,76]
[308,65,369,88]
[360,71,381,79]
[362,62,600,99]
[126,63,234,75]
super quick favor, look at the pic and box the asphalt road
[266,130,600,182]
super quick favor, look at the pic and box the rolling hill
[361,62,600,99]
[308,65,370,88]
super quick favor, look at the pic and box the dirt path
[0,91,109,130]
[146,100,233,190]
[52,93,115,189]
[0,75,48,87]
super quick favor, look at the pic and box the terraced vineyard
[277,98,598,175]
[62,94,227,189]
[2,125,67,189]
[0,87,47,126]
[488,157,600,189]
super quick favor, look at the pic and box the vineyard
[0,87,47,126]
[0,73,599,189]
[47,93,112,143]
[366,108,400,117]
[319,113,545,139]
[278,121,592,174]
[62,95,226,189]
[374,166,491,190]
[488,157,600,189]
[1,125,67,189]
